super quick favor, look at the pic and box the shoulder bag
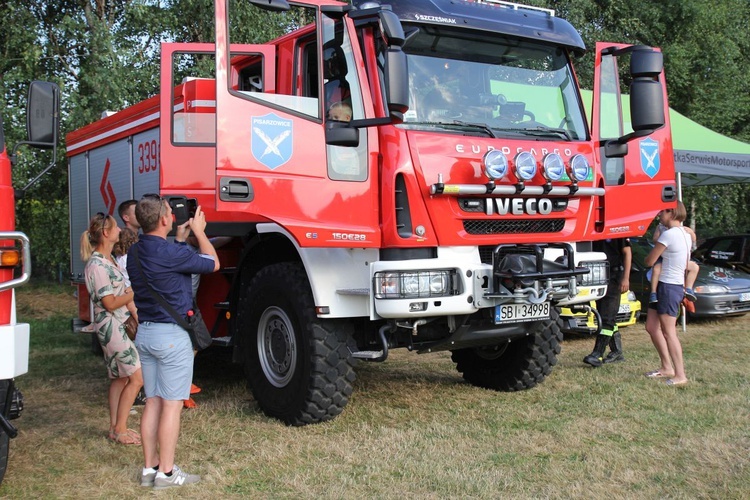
[131,245,213,351]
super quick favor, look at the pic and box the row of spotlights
[483,150,590,183]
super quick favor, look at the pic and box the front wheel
[451,308,563,391]
[237,263,356,426]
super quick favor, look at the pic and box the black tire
[237,262,356,426]
[451,308,563,391]
[0,379,10,486]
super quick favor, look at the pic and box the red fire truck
[67,0,676,425]
[1,81,60,484]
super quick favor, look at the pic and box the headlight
[483,150,508,181]
[542,153,565,181]
[626,290,637,301]
[694,285,727,294]
[514,151,537,181]
[579,261,609,286]
[568,154,590,182]
[374,270,459,299]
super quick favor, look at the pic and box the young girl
[113,227,139,321]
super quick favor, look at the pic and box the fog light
[514,151,537,181]
[483,150,508,181]
[568,154,590,182]
[542,153,564,181]
[374,269,459,299]
[409,302,427,312]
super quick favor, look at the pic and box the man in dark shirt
[127,194,218,489]
[583,238,632,367]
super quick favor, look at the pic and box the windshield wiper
[517,126,573,141]
[451,120,496,138]
[400,121,496,138]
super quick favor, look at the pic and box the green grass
[1,283,749,498]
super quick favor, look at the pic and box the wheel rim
[257,306,297,388]
[474,343,509,361]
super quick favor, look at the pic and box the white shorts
[135,322,193,400]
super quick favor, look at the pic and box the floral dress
[84,251,140,379]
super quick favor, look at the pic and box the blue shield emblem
[639,137,660,178]
[251,113,293,170]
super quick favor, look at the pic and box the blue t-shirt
[127,234,215,324]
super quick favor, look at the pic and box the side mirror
[379,10,405,47]
[27,81,59,148]
[631,49,663,77]
[630,79,664,131]
[384,47,408,119]
[325,121,360,147]
[630,49,664,132]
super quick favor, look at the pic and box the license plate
[618,304,631,314]
[740,292,750,302]
[494,302,550,324]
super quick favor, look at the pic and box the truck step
[211,336,232,347]
[220,266,237,276]
[350,350,384,360]
[214,301,230,310]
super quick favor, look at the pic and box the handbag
[124,314,138,341]
[131,245,213,351]
[185,305,213,351]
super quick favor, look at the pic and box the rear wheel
[0,379,11,485]
[451,308,563,391]
[238,263,356,425]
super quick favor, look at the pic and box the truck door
[211,5,380,247]
[159,43,274,213]
[591,42,677,237]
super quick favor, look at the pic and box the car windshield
[399,27,588,140]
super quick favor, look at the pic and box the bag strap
[131,245,193,332]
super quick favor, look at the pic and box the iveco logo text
[456,144,573,157]
[486,198,553,216]
[415,14,457,24]
[332,233,366,241]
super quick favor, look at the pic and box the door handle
[219,178,254,202]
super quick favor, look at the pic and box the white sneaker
[153,465,200,490]
[140,467,157,487]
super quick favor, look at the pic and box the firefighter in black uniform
[583,238,632,367]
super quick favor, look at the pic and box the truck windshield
[400,27,588,141]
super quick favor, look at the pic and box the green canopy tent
[580,90,750,189]
[669,108,750,187]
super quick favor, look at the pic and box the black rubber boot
[583,334,609,367]
[603,331,625,363]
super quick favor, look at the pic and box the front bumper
[693,292,750,317]
[371,244,596,319]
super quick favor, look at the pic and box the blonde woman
[81,212,144,444]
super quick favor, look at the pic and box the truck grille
[463,219,564,235]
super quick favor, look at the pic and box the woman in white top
[644,201,692,386]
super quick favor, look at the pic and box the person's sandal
[109,429,141,445]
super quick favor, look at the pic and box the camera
[167,196,198,227]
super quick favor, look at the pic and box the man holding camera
[127,194,219,489]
